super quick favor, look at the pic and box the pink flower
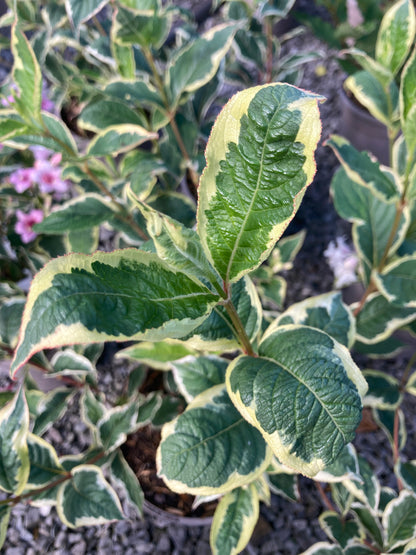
[30,146,53,161]
[347,0,364,28]
[1,94,14,107]
[15,209,44,243]
[9,167,36,193]
[33,154,69,195]
[324,237,359,288]
[41,88,56,113]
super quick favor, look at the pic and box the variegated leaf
[171,355,228,402]
[300,543,344,555]
[110,451,144,517]
[319,511,364,549]
[327,135,400,202]
[157,385,271,495]
[116,340,195,371]
[210,484,259,555]
[86,124,157,156]
[10,249,219,377]
[198,83,323,285]
[363,370,401,409]
[374,255,416,307]
[113,5,171,50]
[167,23,236,104]
[344,71,399,129]
[57,465,124,527]
[65,0,109,29]
[0,505,10,550]
[271,291,355,348]
[0,389,29,494]
[11,24,42,124]
[26,434,65,489]
[354,293,416,344]
[383,491,416,551]
[400,46,416,127]
[226,325,367,476]
[34,194,117,235]
[375,0,416,76]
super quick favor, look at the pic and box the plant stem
[393,407,404,491]
[142,47,199,190]
[0,450,107,508]
[222,291,255,356]
[354,196,405,317]
[264,18,274,84]
[315,482,337,512]
[83,162,148,240]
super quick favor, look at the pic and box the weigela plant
[0,1,415,554]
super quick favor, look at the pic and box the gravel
[2,12,415,555]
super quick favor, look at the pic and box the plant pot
[339,87,390,165]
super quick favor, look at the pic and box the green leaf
[396,460,416,492]
[158,385,271,495]
[0,389,29,494]
[50,349,97,380]
[34,194,116,235]
[113,5,171,49]
[183,276,262,351]
[0,505,11,550]
[210,484,259,555]
[104,80,164,110]
[81,388,106,429]
[343,456,380,511]
[272,292,355,348]
[110,451,144,517]
[167,23,236,104]
[0,298,25,348]
[32,389,75,436]
[57,464,124,527]
[116,339,195,371]
[86,124,157,156]
[351,506,383,548]
[134,200,223,296]
[171,355,228,402]
[331,167,409,284]
[344,71,398,128]
[0,113,30,142]
[26,433,65,488]
[66,0,109,29]
[97,400,139,453]
[346,47,394,88]
[267,472,299,502]
[226,325,367,476]
[79,100,146,132]
[11,249,219,377]
[319,511,363,549]
[404,104,416,156]
[67,227,99,254]
[400,47,416,126]
[373,408,406,451]
[354,293,416,344]
[313,444,360,484]
[374,255,416,308]
[375,0,416,76]
[271,229,306,271]
[11,23,42,124]
[41,112,78,157]
[363,370,401,409]
[383,491,416,551]
[198,83,323,285]
[327,135,400,202]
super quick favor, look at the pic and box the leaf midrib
[260,355,348,443]
[225,102,281,284]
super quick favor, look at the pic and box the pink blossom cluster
[14,209,44,244]
[9,147,69,196]
[324,236,359,288]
